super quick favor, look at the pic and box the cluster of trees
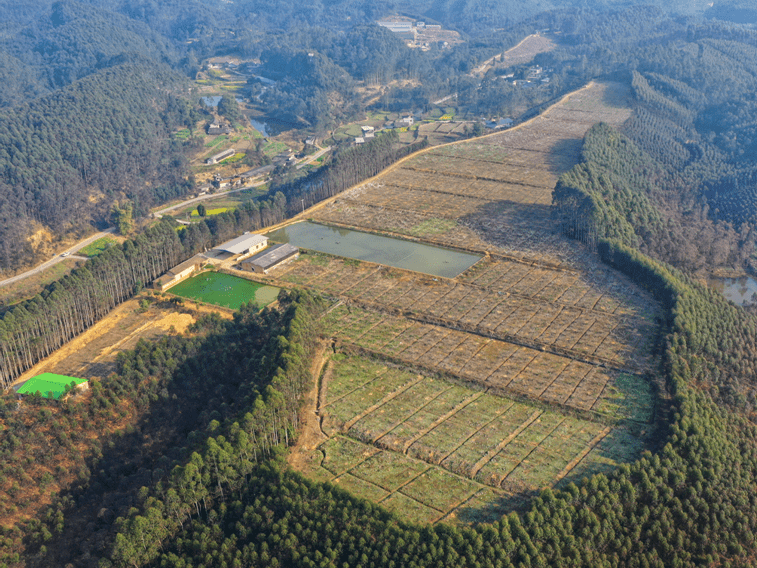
[554,123,754,272]
[0,60,200,271]
[0,0,180,106]
[0,290,325,567]
[271,130,428,215]
[0,222,184,390]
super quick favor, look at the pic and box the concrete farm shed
[240,243,299,274]
[213,233,268,260]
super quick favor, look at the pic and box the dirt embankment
[287,340,332,470]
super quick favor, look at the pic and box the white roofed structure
[213,233,269,257]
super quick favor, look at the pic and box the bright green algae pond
[169,272,279,310]
[266,221,482,278]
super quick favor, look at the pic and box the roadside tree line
[0,130,431,391]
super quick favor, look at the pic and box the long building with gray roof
[240,243,299,274]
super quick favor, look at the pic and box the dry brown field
[14,296,229,387]
[472,34,558,77]
[313,81,633,265]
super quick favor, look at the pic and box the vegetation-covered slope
[0,61,199,272]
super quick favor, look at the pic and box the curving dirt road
[0,227,116,288]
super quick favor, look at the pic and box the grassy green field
[79,236,117,257]
[169,188,267,221]
[169,272,279,310]
[262,141,289,156]
[191,207,230,217]
[220,152,246,165]
[205,134,227,148]
[294,353,647,524]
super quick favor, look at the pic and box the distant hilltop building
[206,148,236,165]
[377,20,414,33]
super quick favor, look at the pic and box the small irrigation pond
[266,221,482,278]
[708,275,757,307]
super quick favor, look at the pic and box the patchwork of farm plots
[322,304,654,422]
[300,355,645,524]
[273,254,657,374]
[287,81,655,523]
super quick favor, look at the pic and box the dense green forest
[0,289,327,566]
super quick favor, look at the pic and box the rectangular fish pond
[265,221,482,278]
[169,272,280,310]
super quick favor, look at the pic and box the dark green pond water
[266,221,482,278]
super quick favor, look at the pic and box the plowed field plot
[294,354,647,524]
[310,82,633,266]
[276,256,657,373]
[323,305,655,421]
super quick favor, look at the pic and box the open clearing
[13,297,230,387]
[169,271,280,310]
[472,34,558,77]
[280,81,660,524]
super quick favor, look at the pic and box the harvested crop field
[312,81,633,265]
[296,354,647,525]
[322,304,654,421]
[270,253,658,374]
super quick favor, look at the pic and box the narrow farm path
[287,340,331,471]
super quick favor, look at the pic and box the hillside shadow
[26,319,267,568]
[460,199,575,262]
[545,137,583,178]
[453,490,535,524]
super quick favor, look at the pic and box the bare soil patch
[472,34,558,77]
[13,297,230,386]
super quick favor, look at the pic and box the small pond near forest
[708,276,757,307]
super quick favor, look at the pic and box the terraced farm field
[281,81,659,524]
[297,354,645,524]
[315,81,632,265]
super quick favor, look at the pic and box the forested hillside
[0,289,326,566]
[0,61,198,272]
[4,1,757,565]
